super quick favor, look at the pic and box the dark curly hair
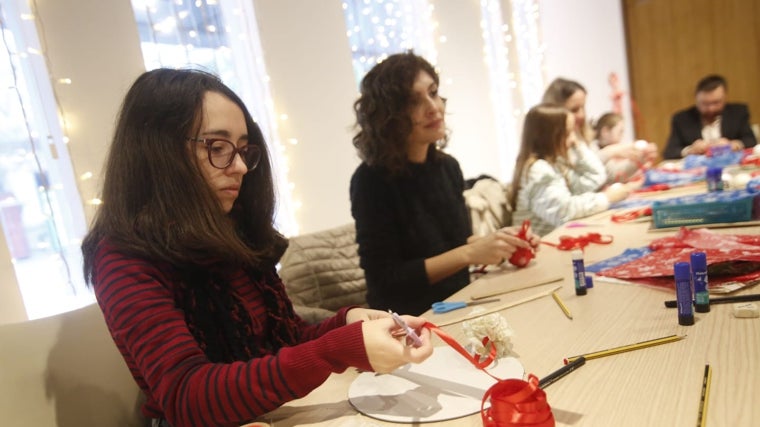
[352,51,448,175]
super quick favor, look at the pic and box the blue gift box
[652,190,758,228]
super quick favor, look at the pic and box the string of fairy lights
[342,0,439,84]
[479,0,546,179]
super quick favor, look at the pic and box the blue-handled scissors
[431,298,501,314]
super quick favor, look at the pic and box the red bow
[423,322,555,426]
[542,232,613,251]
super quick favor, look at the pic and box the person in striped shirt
[81,68,433,427]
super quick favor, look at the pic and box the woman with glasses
[350,52,540,316]
[81,68,433,427]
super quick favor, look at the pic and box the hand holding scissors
[431,298,501,314]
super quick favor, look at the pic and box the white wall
[253,0,360,234]
[539,0,634,142]
[434,1,501,182]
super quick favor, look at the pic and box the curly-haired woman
[350,52,539,315]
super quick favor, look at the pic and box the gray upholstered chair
[0,303,146,426]
[279,223,368,323]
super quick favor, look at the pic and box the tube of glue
[674,262,695,325]
[691,252,710,313]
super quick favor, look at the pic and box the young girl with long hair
[510,104,631,236]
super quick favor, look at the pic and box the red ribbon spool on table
[481,375,555,427]
[423,322,555,427]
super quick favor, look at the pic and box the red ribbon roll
[423,322,555,427]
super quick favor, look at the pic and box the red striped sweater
[92,241,371,427]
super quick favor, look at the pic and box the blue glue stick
[572,249,587,296]
[691,252,710,313]
[674,262,694,325]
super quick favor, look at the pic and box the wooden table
[260,194,760,427]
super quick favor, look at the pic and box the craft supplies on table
[651,189,758,228]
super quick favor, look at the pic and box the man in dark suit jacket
[663,75,757,159]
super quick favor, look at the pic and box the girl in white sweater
[510,104,631,236]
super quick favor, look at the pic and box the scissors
[431,298,501,314]
[388,310,422,347]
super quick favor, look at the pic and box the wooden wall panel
[623,0,760,152]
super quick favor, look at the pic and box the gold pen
[551,291,573,320]
[564,334,686,364]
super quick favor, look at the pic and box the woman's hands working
[346,308,434,373]
[464,225,540,265]
[424,225,540,284]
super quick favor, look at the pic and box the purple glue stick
[674,262,695,326]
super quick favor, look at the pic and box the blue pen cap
[705,167,723,192]
[705,167,722,179]
[674,262,691,280]
[585,275,594,288]
[690,251,707,270]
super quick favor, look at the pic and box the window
[342,0,437,84]
[479,0,546,179]
[130,0,298,235]
[0,0,90,319]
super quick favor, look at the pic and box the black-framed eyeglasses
[188,138,262,171]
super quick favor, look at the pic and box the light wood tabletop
[259,192,760,427]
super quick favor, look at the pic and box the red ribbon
[611,206,652,223]
[423,322,556,427]
[542,232,613,251]
[509,219,535,268]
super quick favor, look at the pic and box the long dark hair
[352,51,447,175]
[82,68,294,362]
[82,68,286,282]
[510,103,571,208]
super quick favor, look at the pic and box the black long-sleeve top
[350,152,471,315]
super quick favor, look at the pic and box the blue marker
[691,252,710,313]
[674,262,694,325]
